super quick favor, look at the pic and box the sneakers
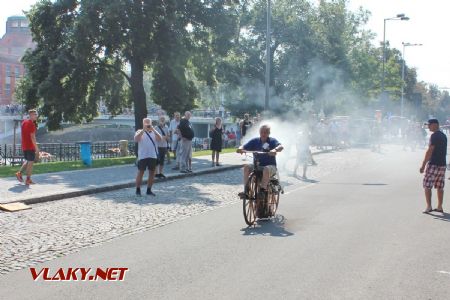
[187,169,193,173]
[155,174,166,179]
[216,163,221,167]
[25,178,35,185]
[146,188,156,196]
[180,170,189,173]
[15,172,23,182]
[238,192,248,199]
[211,162,215,167]
[136,188,141,196]
[238,186,250,199]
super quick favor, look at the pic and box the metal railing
[0,138,219,165]
[0,141,137,165]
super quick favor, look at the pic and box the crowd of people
[13,106,450,216]
[0,104,24,115]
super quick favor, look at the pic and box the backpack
[179,119,194,140]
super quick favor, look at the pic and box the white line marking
[438,271,450,275]
[284,182,317,195]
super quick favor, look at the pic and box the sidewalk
[0,150,329,205]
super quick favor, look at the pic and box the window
[15,66,20,78]
[5,83,11,96]
[6,65,11,77]
[6,77,11,84]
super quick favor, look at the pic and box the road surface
[1,146,449,299]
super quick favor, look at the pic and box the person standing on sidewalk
[178,111,194,173]
[134,118,162,196]
[169,112,181,170]
[16,109,39,185]
[420,119,447,213]
[155,116,170,178]
[209,117,223,167]
[240,113,252,144]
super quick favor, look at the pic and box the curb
[17,164,244,206]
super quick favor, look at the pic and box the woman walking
[210,117,223,167]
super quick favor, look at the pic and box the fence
[0,138,216,166]
[0,141,137,166]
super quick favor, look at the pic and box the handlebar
[237,150,277,156]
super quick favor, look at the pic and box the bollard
[79,141,92,166]
[119,140,129,157]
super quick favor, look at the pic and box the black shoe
[238,191,248,199]
[187,169,193,173]
[146,188,156,196]
[155,174,161,178]
[136,188,141,196]
[159,173,166,178]
[180,170,188,173]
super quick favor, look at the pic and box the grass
[0,148,237,178]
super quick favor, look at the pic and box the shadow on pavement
[431,212,450,222]
[7,184,29,193]
[240,215,294,237]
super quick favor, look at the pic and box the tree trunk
[130,57,148,131]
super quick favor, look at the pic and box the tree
[19,0,238,130]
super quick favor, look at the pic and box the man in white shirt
[134,118,162,196]
[169,112,181,170]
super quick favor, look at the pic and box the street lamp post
[382,14,409,97]
[265,0,271,112]
[401,42,422,117]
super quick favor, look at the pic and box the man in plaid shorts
[420,119,447,213]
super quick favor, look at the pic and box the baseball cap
[426,119,439,125]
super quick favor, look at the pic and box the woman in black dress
[210,117,223,166]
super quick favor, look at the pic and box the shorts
[246,164,278,179]
[157,148,167,166]
[23,150,36,162]
[137,158,157,171]
[423,164,446,189]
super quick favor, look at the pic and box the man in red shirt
[16,109,39,185]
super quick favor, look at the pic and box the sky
[1,0,449,88]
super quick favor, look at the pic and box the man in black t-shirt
[178,111,194,173]
[420,119,447,213]
[240,114,252,140]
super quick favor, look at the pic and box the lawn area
[0,148,237,178]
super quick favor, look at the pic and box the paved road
[1,146,450,299]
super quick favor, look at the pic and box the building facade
[0,16,34,105]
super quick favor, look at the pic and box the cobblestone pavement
[0,148,387,275]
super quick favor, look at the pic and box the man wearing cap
[420,119,447,213]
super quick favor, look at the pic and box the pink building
[0,16,34,105]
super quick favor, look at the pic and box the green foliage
[18,0,440,123]
[18,0,239,130]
